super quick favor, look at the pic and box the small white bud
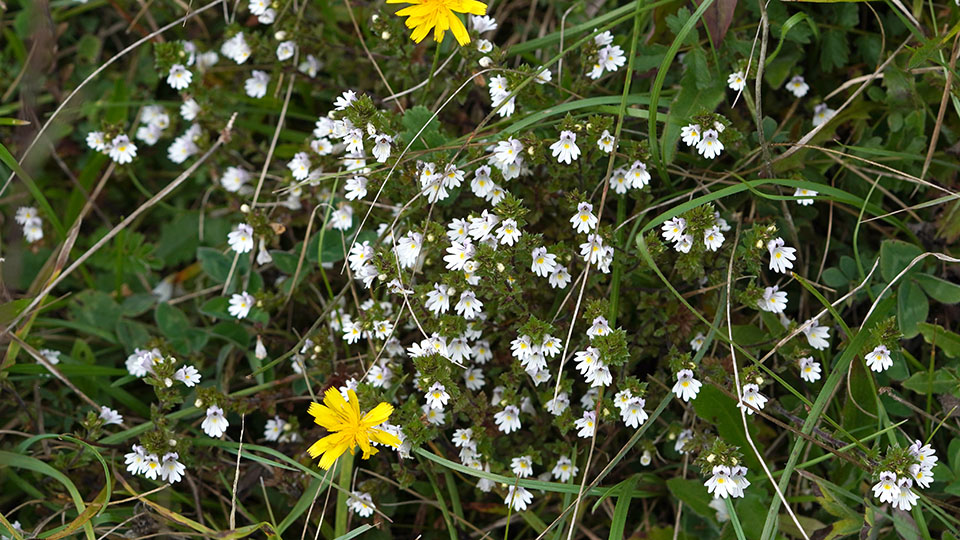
[381,31,391,40]
[164,378,173,387]
[240,203,251,213]
[275,31,287,41]
[194,399,203,408]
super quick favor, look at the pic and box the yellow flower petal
[448,11,470,45]
[369,428,402,448]
[361,402,394,427]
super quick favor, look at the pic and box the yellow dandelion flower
[386,0,488,46]
[306,387,401,470]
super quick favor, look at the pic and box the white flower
[785,75,809,98]
[730,466,750,498]
[347,491,376,518]
[570,201,598,234]
[471,15,498,33]
[672,369,702,402]
[705,465,735,498]
[609,167,630,194]
[86,131,107,151]
[425,283,453,315]
[394,232,423,269]
[587,316,612,337]
[709,498,729,522]
[444,240,474,271]
[124,445,147,475]
[258,8,276,24]
[244,70,269,98]
[494,137,523,166]
[530,247,558,277]
[174,365,201,387]
[909,463,934,489]
[471,165,494,197]
[535,68,553,84]
[160,452,186,484]
[908,439,938,470]
[287,151,311,180]
[166,64,192,90]
[371,133,392,162]
[585,362,612,387]
[661,217,686,244]
[798,357,821,383]
[681,124,701,146]
[108,135,137,164]
[550,130,581,164]
[597,130,615,153]
[463,367,485,390]
[675,429,693,453]
[872,471,900,503]
[727,71,746,91]
[675,234,694,253]
[135,125,162,146]
[575,411,597,438]
[812,103,835,126]
[298,54,320,76]
[495,218,521,246]
[23,221,44,243]
[201,405,230,437]
[167,135,199,164]
[696,129,723,159]
[511,455,533,477]
[703,226,724,251]
[759,285,788,314]
[546,392,569,415]
[793,187,817,206]
[99,406,123,425]
[228,292,255,319]
[504,485,533,512]
[476,39,493,53]
[221,33,251,64]
[800,319,830,351]
[330,206,353,231]
[627,160,651,189]
[455,290,483,320]
[342,321,363,344]
[621,398,648,428]
[738,383,768,415]
[248,0,268,15]
[598,45,626,73]
[371,320,394,340]
[344,176,368,201]
[424,382,450,410]
[228,223,255,253]
[494,405,521,433]
[690,332,706,351]
[264,416,286,441]
[548,266,571,289]
[767,237,797,274]
[422,403,446,425]
[220,167,251,192]
[552,456,578,482]
[865,344,893,372]
[893,478,918,511]
[334,90,357,111]
[276,40,295,61]
[142,453,161,480]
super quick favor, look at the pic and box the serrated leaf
[820,30,850,72]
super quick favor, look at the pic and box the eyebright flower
[798,357,822,383]
[394,232,423,269]
[785,75,809,98]
[627,160,651,189]
[872,471,900,503]
[621,398,648,428]
[893,477,918,511]
[865,344,893,372]
[221,33,251,64]
[244,70,270,98]
[166,64,192,90]
[738,383,768,415]
[690,332,706,351]
[812,103,835,126]
[908,439,938,469]
[306,388,400,470]
[454,290,483,319]
[470,14,497,33]
[703,225,724,251]
[587,316,612,337]
[597,130,615,152]
[511,455,533,477]
[228,223,255,253]
[174,365,201,386]
[264,416,286,441]
[494,404,521,433]
[504,485,533,511]
[793,187,817,205]
[676,234,694,253]
[552,456,579,482]
[727,71,746,91]
[334,90,357,111]
[681,123,701,146]
[201,405,230,437]
[99,406,123,425]
[570,201,598,234]
[767,237,797,274]
[424,382,450,410]
[672,369,702,402]
[371,133,393,162]
[705,465,735,498]
[228,292,255,319]
[159,452,186,483]
[108,135,137,164]
[696,129,723,159]
[386,0,488,46]
[802,318,831,350]
[348,491,376,518]
[550,130,581,164]
[759,285,788,314]
[661,217,686,243]
[530,247,558,277]
[675,429,693,453]
[575,411,597,438]
[276,40,296,61]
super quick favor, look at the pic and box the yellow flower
[386,0,488,46]
[306,388,401,470]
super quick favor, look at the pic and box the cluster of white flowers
[168,123,203,164]
[87,130,138,164]
[488,75,516,118]
[124,348,202,389]
[248,0,277,24]
[14,206,44,243]
[136,105,171,146]
[680,122,725,159]
[704,464,750,499]
[124,446,186,484]
[221,32,251,64]
[871,441,938,511]
[263,415,300,442]
[511,332,562,383]
[660,212,729,254]
[614,388,649,428]
[587,31,626,80]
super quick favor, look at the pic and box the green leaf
[880,239,924,283]
[155,302,190,337]
[211,321,251,349]
[821,267,848,288]
[400,105,445,151]
[897,281,929,338]
[901,370,959,395]
[197,247,233,283]
[692,384,762,471]
[666,477,717,521]
[115,319,150,351]
[917,322,960,358]
[819,30,850,72]
[913,274,960,304]
[121,294,155,317]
